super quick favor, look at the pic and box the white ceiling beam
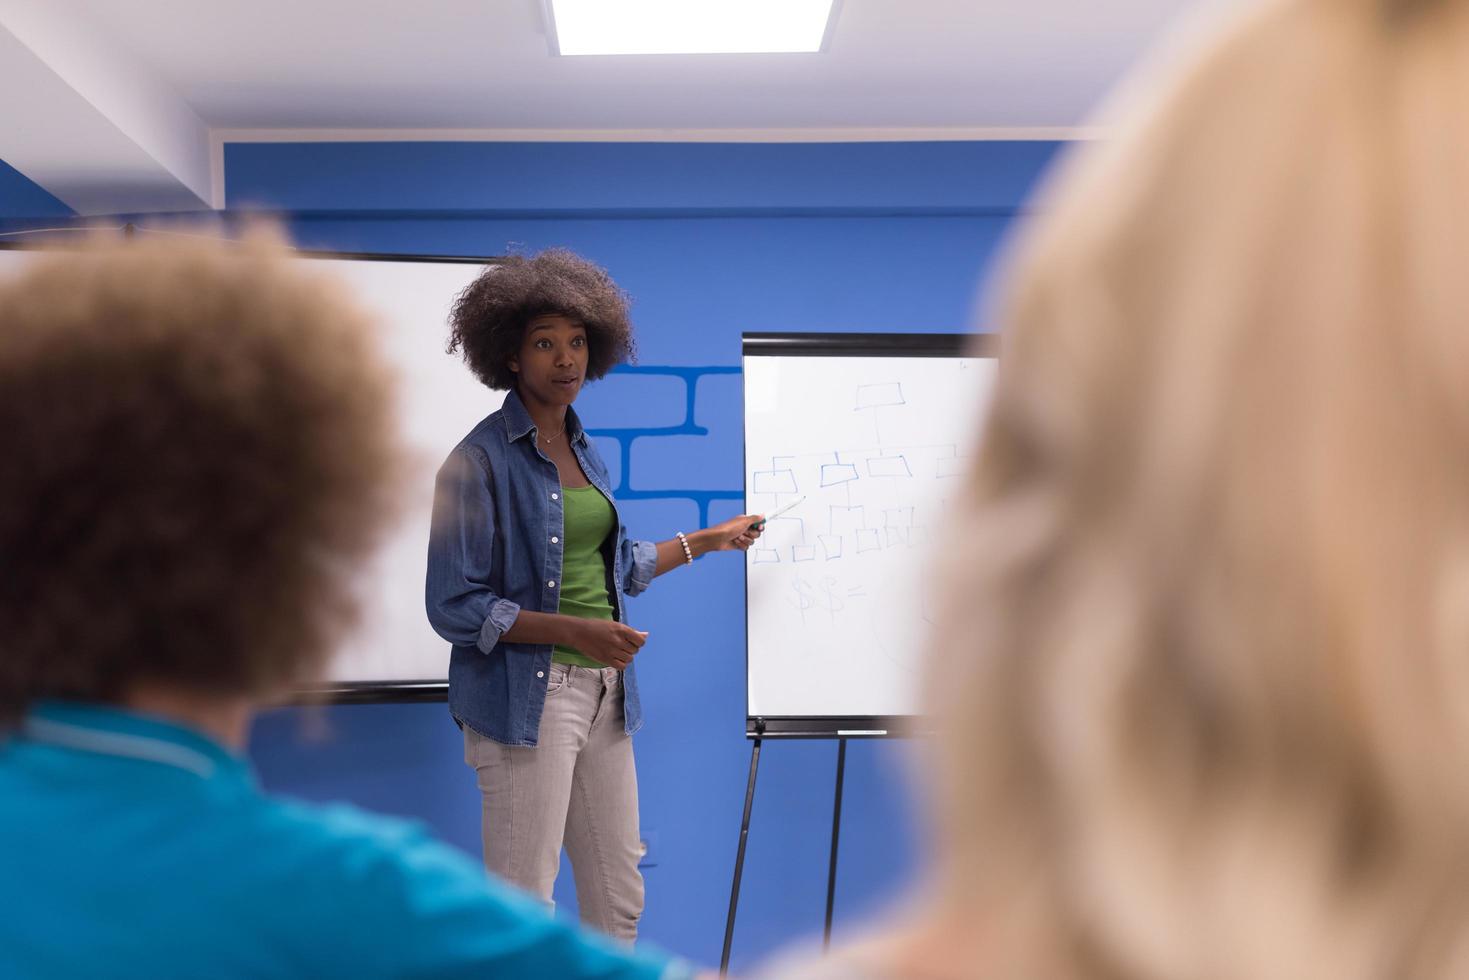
[0,0,212,214]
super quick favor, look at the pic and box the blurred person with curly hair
[426,248,762,940]
[0,233,696,980]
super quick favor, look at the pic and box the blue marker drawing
[867,455,912,478]
[821,463,859,486]
[818,534,843,561]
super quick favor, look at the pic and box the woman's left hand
[705,514,763,552]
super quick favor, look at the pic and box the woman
[0,232,694,979]
[426,248,761,941]
[769,0,1469,976]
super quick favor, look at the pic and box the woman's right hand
[569,620,648,670]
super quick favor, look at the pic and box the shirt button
[551,492,559,500]
[536,671,544,679]
[548,580,557,589]
[551,536,559,544]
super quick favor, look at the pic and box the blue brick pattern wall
[587,365,744,527]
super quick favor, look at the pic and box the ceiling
[0,0,1224,214]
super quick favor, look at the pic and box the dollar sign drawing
[791,578,816,619]
[821,578,843,614]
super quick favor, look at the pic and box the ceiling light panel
[549,0,838,56]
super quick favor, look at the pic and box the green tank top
[552,485,617,668]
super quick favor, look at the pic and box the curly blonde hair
[0,232,402,722]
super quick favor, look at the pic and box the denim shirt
[425,389,657,746]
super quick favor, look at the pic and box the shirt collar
[21,700,251,782]
[501,387,588,447]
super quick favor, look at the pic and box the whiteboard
[0,246,502,692]
[742,333,998,729]
[308,257,504,689]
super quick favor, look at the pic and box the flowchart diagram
[742,348,998,719]
[748,380,966,576]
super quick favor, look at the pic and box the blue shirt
[0,701,690,980]
[426,389,656,746]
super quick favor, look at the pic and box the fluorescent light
[548,0,837,56]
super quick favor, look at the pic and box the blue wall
[0,159,72,220]
[3,140,1064,972]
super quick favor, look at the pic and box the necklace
[538,421,566,445]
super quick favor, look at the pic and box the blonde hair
[929,0,1469,976]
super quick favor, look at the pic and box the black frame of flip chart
[739,330,999,740]
[726,331,998,973]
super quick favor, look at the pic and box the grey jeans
[462,662,644,941]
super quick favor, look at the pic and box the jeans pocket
[545,663,572,696]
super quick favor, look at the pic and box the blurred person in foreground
[0,233,693,980]
[765,0,1469,977]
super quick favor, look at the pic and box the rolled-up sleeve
[621,536,658,598]
[425,447,522,654]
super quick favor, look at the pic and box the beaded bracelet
[675,530,694,565]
